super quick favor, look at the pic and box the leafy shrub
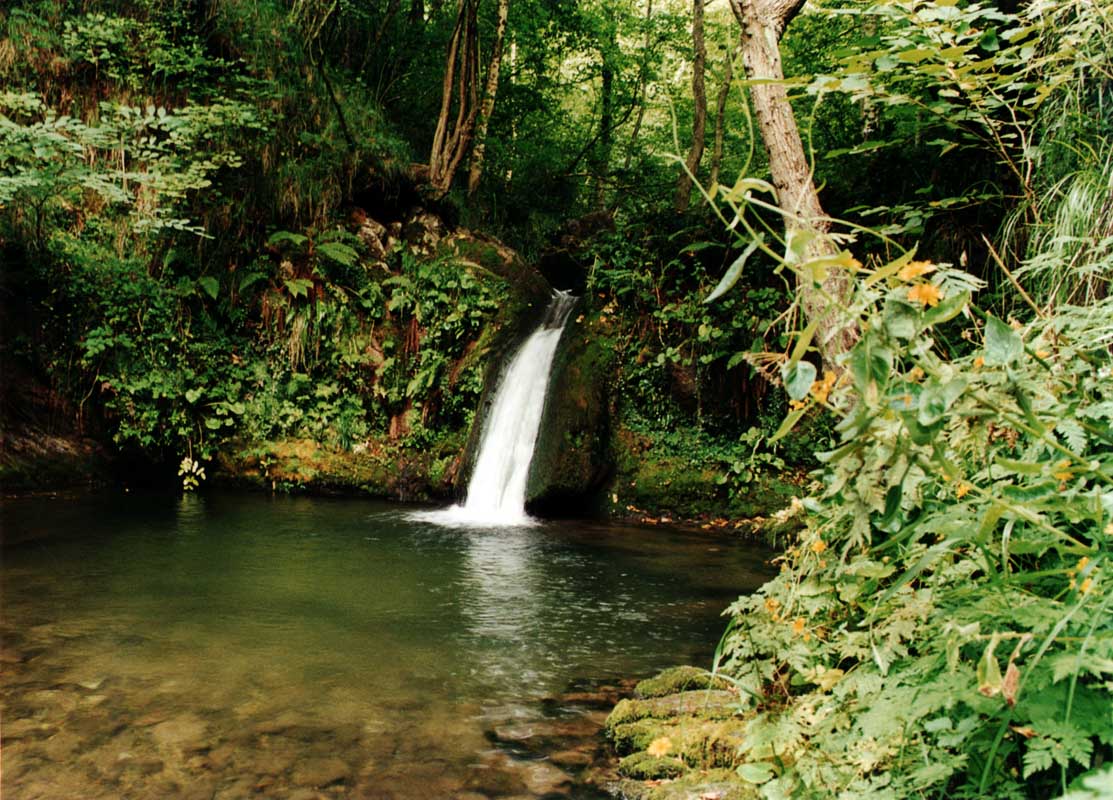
[715,254,1113,799]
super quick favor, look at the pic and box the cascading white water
[416,291,577,527]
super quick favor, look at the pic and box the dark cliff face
[524,311,617,516]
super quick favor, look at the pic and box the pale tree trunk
[428,0,480,197]
[708,41,738,189]
[467,0,510,195]
[592,16,617,210]
[728,0,856,364]
[623,0,654,171]
[675,0,707,212]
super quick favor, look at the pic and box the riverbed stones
[151,712,209,751]
[292,756,351,788]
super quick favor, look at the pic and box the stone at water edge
[633,665,731,699]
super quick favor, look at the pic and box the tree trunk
[467,0,510,195]
[592,16,617,210]
[623,0,654,171]
[728,0,856,364]
[675,0,707,213]
[428,0,481,197]
[708,41,738,189]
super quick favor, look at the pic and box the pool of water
[0,491,773,799]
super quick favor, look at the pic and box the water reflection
[0,492,774,799]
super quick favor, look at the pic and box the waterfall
[416,291,577,527]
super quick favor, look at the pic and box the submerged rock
[150,713,209,751]
[292,756,351,788]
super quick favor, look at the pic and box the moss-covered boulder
[610,424,805,522]
[611,718,748,768]
[634,666,732,699]
[608,771,757,800]
[606,690,738,730]
[604,668,755,800]
[617,751,686,780]
[214,434,465,500]
[525,313,617,514]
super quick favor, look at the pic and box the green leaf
[284,278,314,299]
[984,315,1023,365]
[922,290,968,325]
[704,237,762,304]
[316,241,359,268]
[781,360,817,401]
[197,276,218,300]
[737,762,775,784]
[884,299,919,339]
[267,230,308,248]
[770,406,808,443]
[849,339,893,395]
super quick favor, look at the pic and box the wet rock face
[526,314,616,515]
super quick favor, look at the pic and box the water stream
[420,291,577,527]
[0,492,773,799]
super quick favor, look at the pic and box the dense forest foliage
[2,0,1112,797]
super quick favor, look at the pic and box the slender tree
[728,0,856,363]
[708,40,738,189]
[675,0,707,212]
[428,0,480,196]
[623,0,654,171]
[467,0,511,195]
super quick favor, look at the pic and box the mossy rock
[610,718,747,768]
[635,666,731,699]
[609,422,807,521]
[525,312,617,514]
[214,434,465,501]
[610,770,756,800]
[617,752,686,780]
[606,690,738,730]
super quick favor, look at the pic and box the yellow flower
[908,282,943,308]
[907,366,925,382]
[764,597,781,615]
[956,483,971,499]
[789,398,808,411]
[898,260,937,281]
[792,617,806,635]
[646,737,673,757]
[810,371,837,404]
[1079,577,1093,594]
[1036,349,1050,359]
[973,356,985,369]
[1078,556,1090,572]
[812,539,828,554]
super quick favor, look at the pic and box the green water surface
[0,492,772,798]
